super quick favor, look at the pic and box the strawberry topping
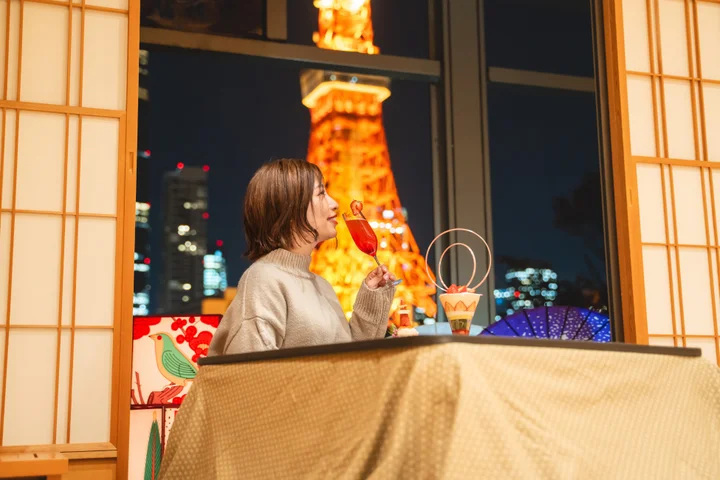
[446,284,475,293]
[350,200,363,216]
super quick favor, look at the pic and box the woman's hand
[364,265,397,290]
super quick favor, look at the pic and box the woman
[208,158,397,355]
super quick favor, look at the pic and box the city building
[133,202,151,315]
[162,166,209,313]
[203,246,228,297]
[134,49,152,315]
[494,267,558,320]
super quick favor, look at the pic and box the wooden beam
[140,28,441,82]
[488,67,595,92]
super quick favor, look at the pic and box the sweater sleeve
[209,269,288,355]
[349,281,395,341]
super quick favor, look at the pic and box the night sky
[141,54,434,310]
[139,0,606,312]
[487,83,601,281]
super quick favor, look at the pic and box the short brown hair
[244,158,323,261]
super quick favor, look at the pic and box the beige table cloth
[159,338,720,479]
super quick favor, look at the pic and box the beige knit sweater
[208,249,396,355]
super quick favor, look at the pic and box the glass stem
[374,255,402,285]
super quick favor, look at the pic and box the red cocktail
[343,200,401,286]
[345,217,377,257]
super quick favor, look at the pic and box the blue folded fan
[479,306,611,342]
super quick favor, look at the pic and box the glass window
[487,82,608,319]
[483,0,609,325]
[484,0,594,77]
[136,46,435,316]
[140,0,265,38]
[287,0,430,59]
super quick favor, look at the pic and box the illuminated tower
[301,0,437,319]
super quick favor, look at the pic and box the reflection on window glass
[140,0,264,38]
[483,0,608,324]
[135,47,434,316]
[487,83,608,320]
[484,0,594,77]
[287,0,429,59]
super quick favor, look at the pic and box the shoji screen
[607,0,720,364]
[0,0,137,460]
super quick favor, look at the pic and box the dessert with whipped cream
[424,228,492,336]
[438,285,481,335]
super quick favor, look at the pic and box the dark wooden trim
[139,28,441,82]
[476,0,495,321]
[199,336,701,366]
[129,404,179,410]
[488,67,595,92]
[591,0,624,341]
[265,0,287,41]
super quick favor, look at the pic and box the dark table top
[199,335,701,366]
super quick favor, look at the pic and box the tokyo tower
[301,0,437,320]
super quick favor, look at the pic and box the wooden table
[160,337,720,479]
[0,452,68,479]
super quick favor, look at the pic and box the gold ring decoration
[437,242,476,291]
[424,228,493,292]
[424,228,493,335]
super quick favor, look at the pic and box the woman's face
[307,179,339,243]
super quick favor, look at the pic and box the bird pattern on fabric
[162,349,197,379]
[151,333,198,386]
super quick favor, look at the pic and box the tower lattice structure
[301,0,437,319]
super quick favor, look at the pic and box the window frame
[137,0,622,331]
